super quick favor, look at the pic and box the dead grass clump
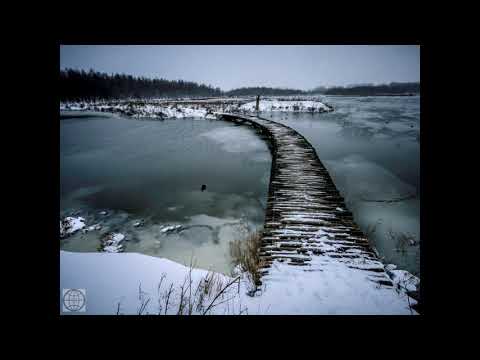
[386,228,418,254]
[230,231,264,292]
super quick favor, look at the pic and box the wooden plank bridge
[217,113,394,288]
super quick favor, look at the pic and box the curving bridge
[217,113,394,288]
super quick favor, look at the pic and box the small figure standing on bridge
[255,95,260,112]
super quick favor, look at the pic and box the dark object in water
[201,184,207,192]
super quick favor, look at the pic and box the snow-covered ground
[60,249,417,315]
[239,100,333,113]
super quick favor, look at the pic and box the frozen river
[60,114,271,274]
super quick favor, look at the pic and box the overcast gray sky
[60,45,420,91]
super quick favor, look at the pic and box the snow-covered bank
[60,250,418,315]
[240,100,333,113]
[60,99,241,119]
[59,97,333,120]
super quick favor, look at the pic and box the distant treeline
[225,87,306,97]
[223,83,420,96]
[60,69,222,100]
[322,82,420,96]
[60,69,420,100]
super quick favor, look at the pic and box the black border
[36,31,432,331]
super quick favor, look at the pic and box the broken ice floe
[60,217,86,238]
[101,232,126,253]
[160,224,182,233]
[82,224,102,233]
[133,220,145,227]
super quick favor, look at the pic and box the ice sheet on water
[198,127,269,158]
[324,154,416,203]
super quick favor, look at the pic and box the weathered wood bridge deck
[217,113,394,288]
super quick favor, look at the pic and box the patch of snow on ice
[198,127,268,155]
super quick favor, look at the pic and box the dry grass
[118,261,243,315]
[365,220,383,250]
[229,231,265,293]
[114,229,264,315]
